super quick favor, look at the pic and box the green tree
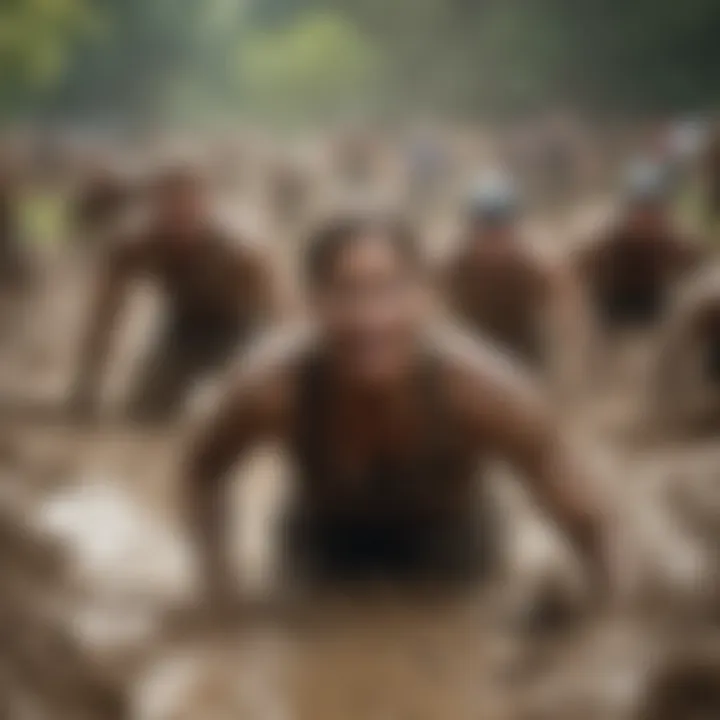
[0,0,95,113]
[239,12,380,122]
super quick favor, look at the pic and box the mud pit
[1,204,719,720]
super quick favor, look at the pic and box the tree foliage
[1,0,719,122]
[0,0,95,110]
[239,12,379,122]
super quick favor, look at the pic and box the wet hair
[304,213,421,289]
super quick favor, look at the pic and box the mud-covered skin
[184,327,608,598]
[574,224,701,333]
[73,220,277,420]
[442,240,555,366]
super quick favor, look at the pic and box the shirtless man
[70,165,279,422]
[182,213,611,608]
[574,161,702,339]
[442,176,576,371]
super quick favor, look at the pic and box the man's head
[466,172,520,243]
[305,214,426,386]
[150,164,209,237]
[622,160,672,236]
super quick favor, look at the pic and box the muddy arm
[71,249,134,413]
[182,354,287,605]
[236,244,297,322]
[544,260,593,402]
[459,359,611,597]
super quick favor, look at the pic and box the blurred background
[2,2,720,719]
[3,0,720,124]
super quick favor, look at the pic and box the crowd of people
[1,114,720,717]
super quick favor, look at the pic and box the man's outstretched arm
[182,349,290,607]
[70,244,136,414]
[455,348,611,597]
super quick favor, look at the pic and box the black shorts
[282,510,494,588]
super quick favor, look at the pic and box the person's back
[576,160,701,331]
[580,225,686,328]
[449,241,549,362]
[138,223,264,328]
[445,173,551,364]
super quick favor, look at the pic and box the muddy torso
[581,229,688,329]
[287,352,491,580]
[130,227,262,329]
[449,244,549,362]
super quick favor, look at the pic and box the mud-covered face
[313,234,426,386]
[154,175,209,237]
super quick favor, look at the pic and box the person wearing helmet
[69,164,283,423]
[573,159,703,336]
[441,173,575,372]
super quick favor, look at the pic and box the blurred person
[648,265,720,435]
[0,162,34,299]
[441,174,580,374]
[69,164,282,423]
[181,213,613,611]
[72,160,133,251]
[703,121,720,224]
[573,160,702,340]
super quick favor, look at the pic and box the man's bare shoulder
[209,214,274,274]
[218,324,317,432]
[429,324,549,427]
